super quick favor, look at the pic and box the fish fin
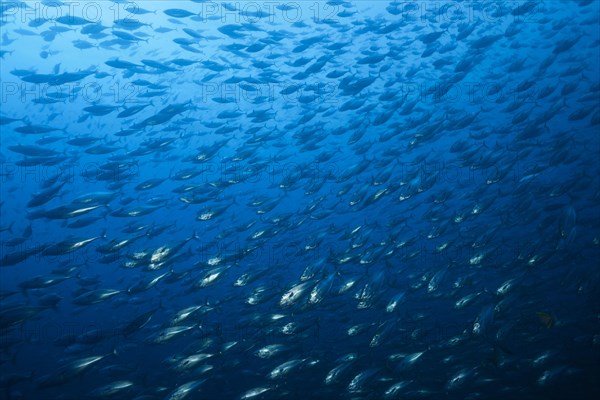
[581,72,589,82]
[495,341,515,355]
[191,230,201,241]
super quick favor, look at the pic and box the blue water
[1,1,599,399]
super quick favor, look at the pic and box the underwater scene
[0,1,599,399]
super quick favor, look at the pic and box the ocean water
[0,1,599,399]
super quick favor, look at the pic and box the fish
[72,289,122,305]
[164,379,205,400]
[83,104,120,116]
[14,124,65,134]
[18,274,70,291]
[117,102,153,118]
[167,353,214,372]
[0,304,49,329]
[267,358,306,379]
[36,351,117,388]
[41,234,104,256]
[27,181,67,207]
[1,246,44,267]
[153,325,197,344]
[193,265,232,289]
[254,344,289,359]
[121,306,160,337]
[96,234,146,254]
[164,9,197,18]
[240,386,273,400]
[55,16,94,26]
[88,380,134,397]
[347,368,380,393]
